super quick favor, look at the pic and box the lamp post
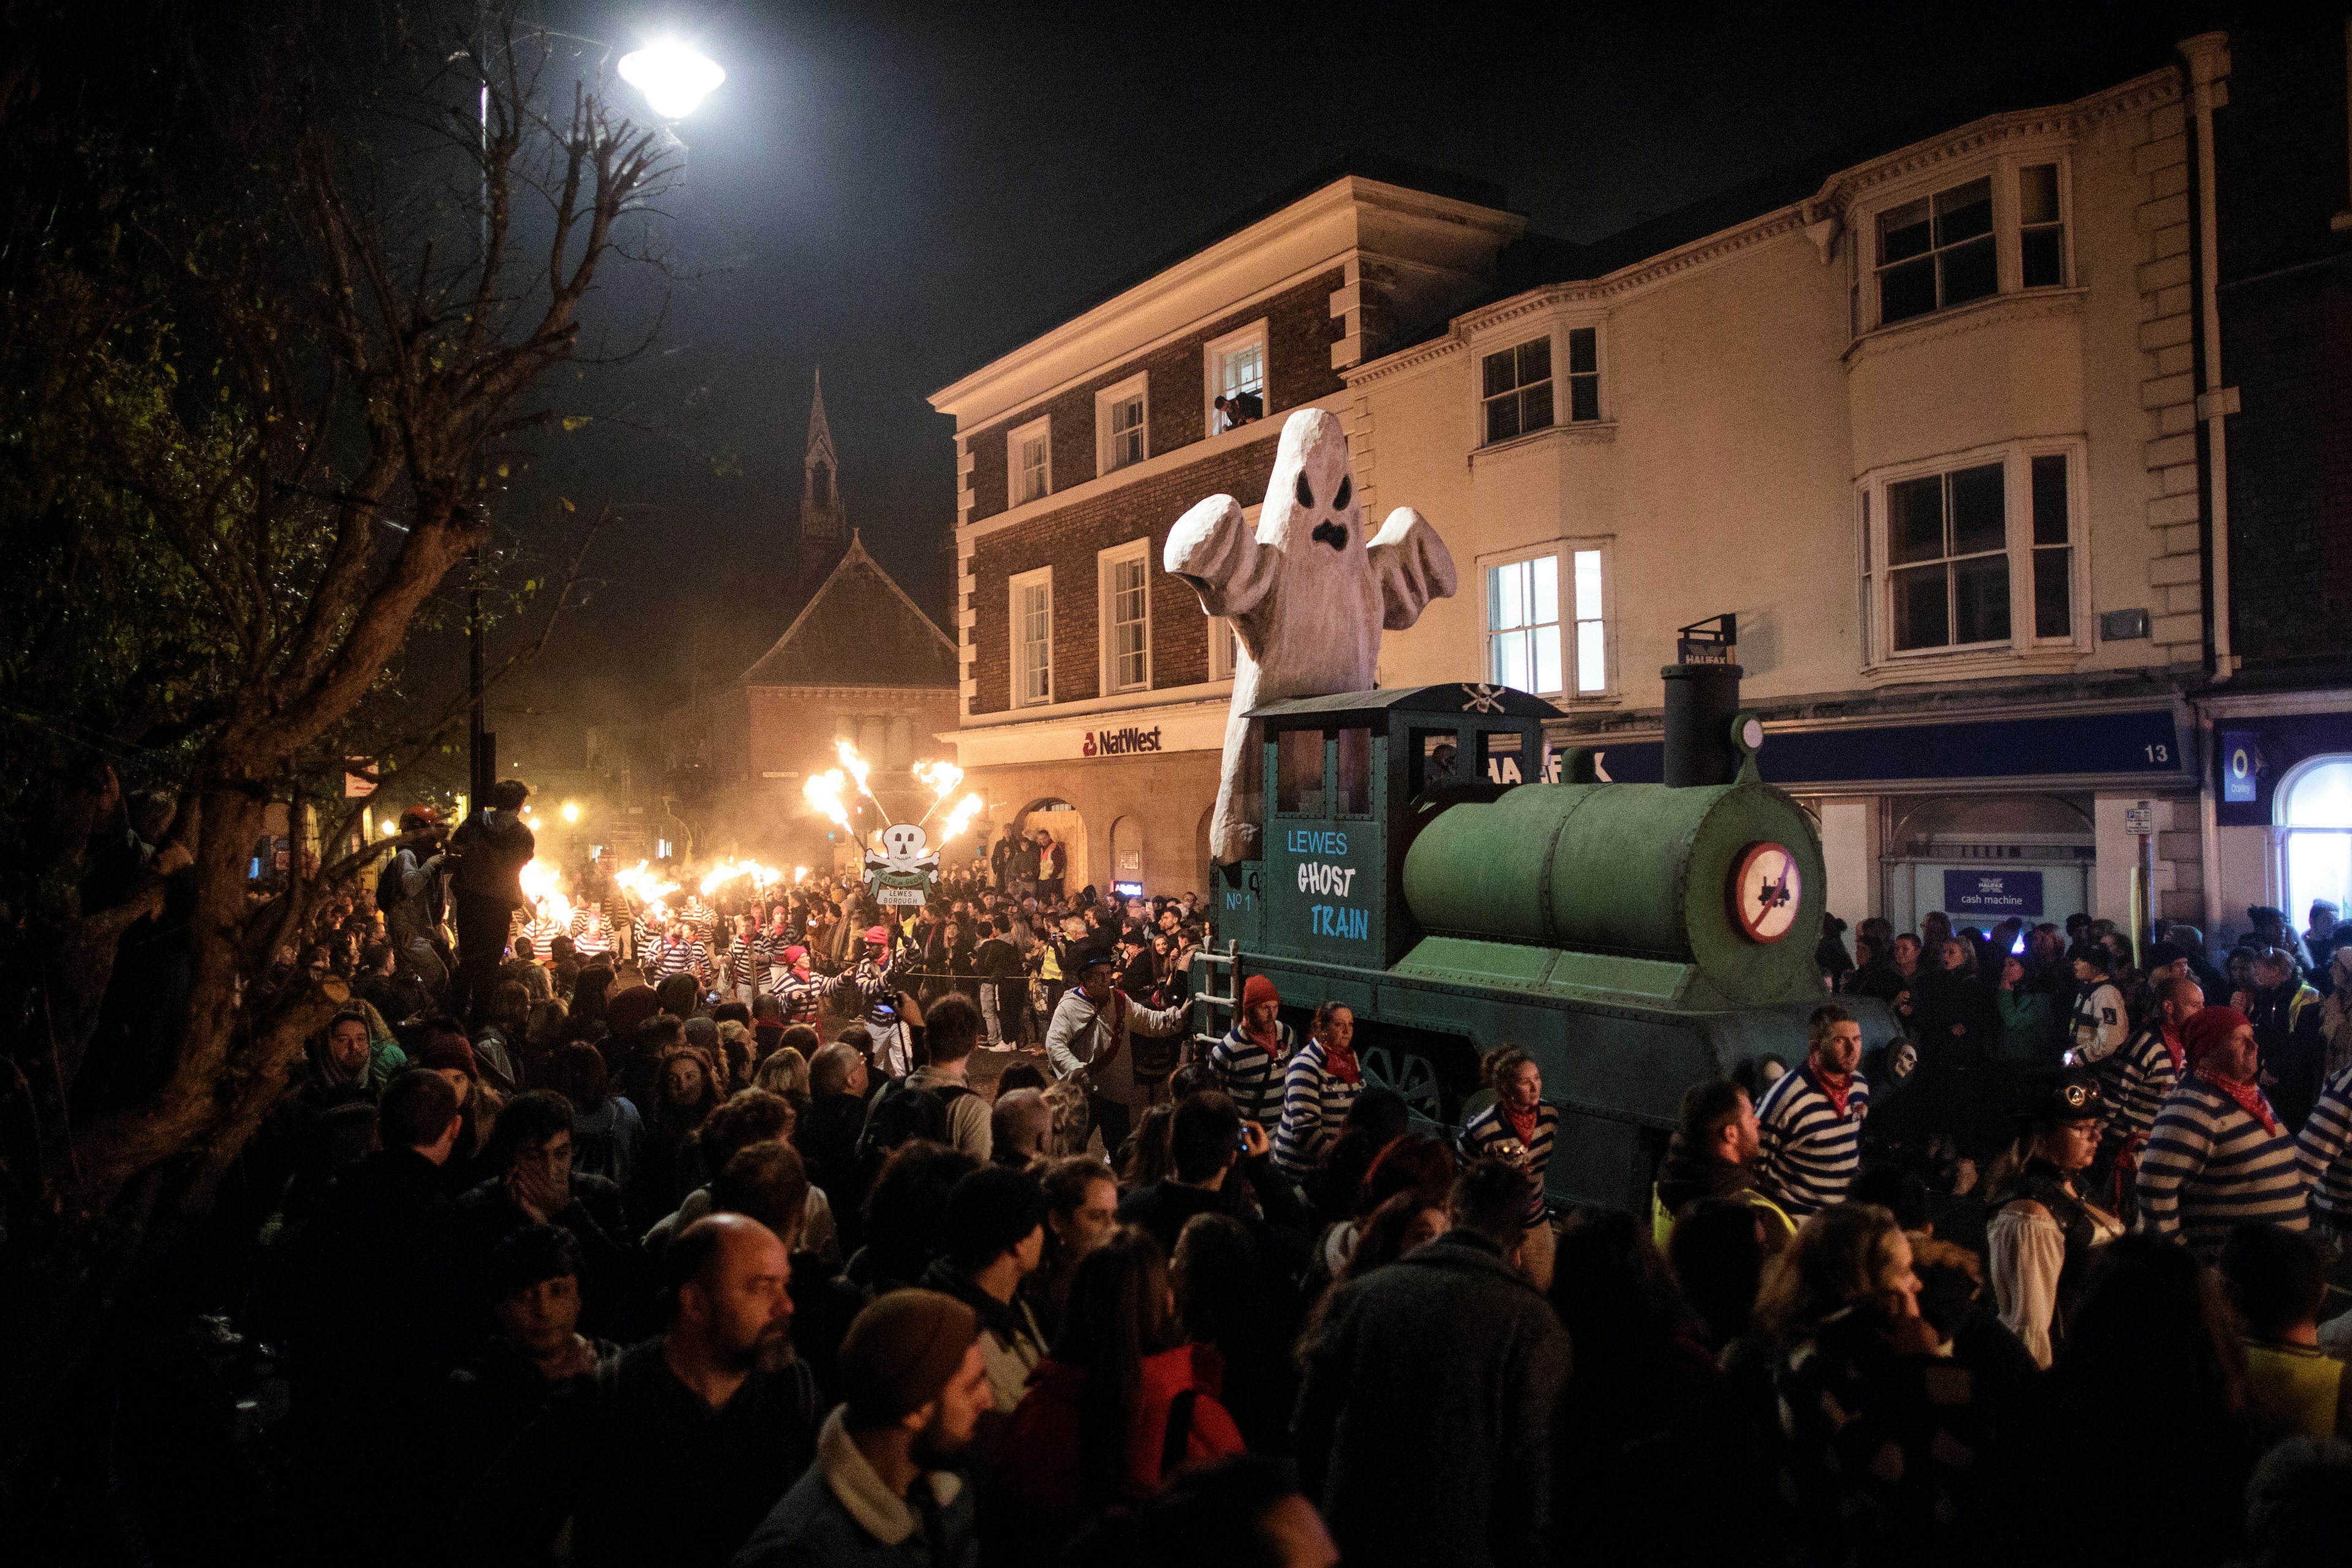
[464,21,723,814]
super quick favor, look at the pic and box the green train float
[1189,662,1900,1215]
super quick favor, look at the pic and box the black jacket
[456,1172,638,1342]
[287,1148,470,1439]
[1294,1231,1572,1568]
[450,809,536,909]
[462,1336,821,1568]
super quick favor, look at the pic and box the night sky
[488,0,2192,748]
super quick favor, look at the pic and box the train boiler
[1192,662,1899,1214]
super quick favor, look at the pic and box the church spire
[800,366,843,554]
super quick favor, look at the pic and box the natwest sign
[1083,723,1163,758]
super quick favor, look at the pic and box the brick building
[929,169,1524,895]
[932,33,2343,939]
[718,384,959,867]
[2192,17,2352,941]
[1349,61,2214,935]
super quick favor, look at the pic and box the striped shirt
[1462,1101,1559,1225]
[726,935,760,990]
[2137,1074,2309,1259]
[1208,1020,1296,1126]
[2098,1023,2180,1158]
[766,966,825,1025]
[649,940,709,981]
[1273,1040,1361,1177]
[1755,1065,1870,1218]
[2295,1064,2352,1227]
[568,907,611,957]
[516,916,566,954]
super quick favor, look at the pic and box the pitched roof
[737,531,957,690]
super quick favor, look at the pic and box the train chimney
[1661,615,1743,788]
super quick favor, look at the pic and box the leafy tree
[0,0,673,1484]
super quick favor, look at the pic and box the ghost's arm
[1164,494,1278,620]
[1366,507,1458,630]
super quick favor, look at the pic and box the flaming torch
[938,792,986,845]
[912,759,965,825]
[834,740,886,813]
[803,770,853,832]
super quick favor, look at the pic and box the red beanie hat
[418,1034,477,1078]
[1243,974,1281,1011]
[2181,1005,2251,1072]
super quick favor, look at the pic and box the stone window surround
[1096,537,1153,697]
[1855,436,2094,677]
[1008,415,1050,510]
[1848,141,2078,336]
[1010,565,1054,708]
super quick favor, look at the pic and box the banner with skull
[865,821,940,908]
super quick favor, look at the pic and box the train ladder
[1188,939,1243,1065]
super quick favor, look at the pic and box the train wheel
[1352,1019,1479,1129]
[1360,1045,1445,1122]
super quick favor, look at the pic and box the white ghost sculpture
[1164,407,1456,865]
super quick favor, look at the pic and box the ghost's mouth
[1311,521,1348,551]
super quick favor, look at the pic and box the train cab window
[1335,728,1373,816]
[1480,731,1526,785]
[1276,728,1326,816]
[1412,729,1461,796]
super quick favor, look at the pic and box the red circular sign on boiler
[1730,842,1801,943]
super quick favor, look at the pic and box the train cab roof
[1248,683,1563,723]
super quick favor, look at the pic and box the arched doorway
[1108,815,1144,895]
[1016,798,1088,897]
[2278,756,2352,923]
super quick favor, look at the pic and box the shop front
[950,698,1229,903]
[2200,689,2352,948]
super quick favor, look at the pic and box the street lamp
[619,41,725,119]
[562,801,582,823]
[464,24,723,818]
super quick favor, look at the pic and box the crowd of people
[99,774,2352,1564]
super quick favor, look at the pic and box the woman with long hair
[628,1044,722,1228]
[1753,1203,1985,1567]
[1981,1235,2251,1568]
[551,1039,644,1192]
[987,1226,1245,1562]
[1171,1212,1294,1452]
[567,964,613,1042]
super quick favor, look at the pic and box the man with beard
[1651,1079,1795,1251]
[733,1291,990,1566]
[466,1213,821,1568]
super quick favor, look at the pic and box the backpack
[375,856,403,915]
[855,1080,976,1163]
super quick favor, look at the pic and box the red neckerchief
[1322,1036,1361,1087]
[1088,989,1126,1069]
[1806,1063,1855,1119]
[2158,1023,2185,1077]
[1503,1104,1539,1150]
[1245,1017,1281,1056]
[2196,1068,2281,1135]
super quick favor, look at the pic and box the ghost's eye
[1295,473,1315,510]
[1334,475,1352,510]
